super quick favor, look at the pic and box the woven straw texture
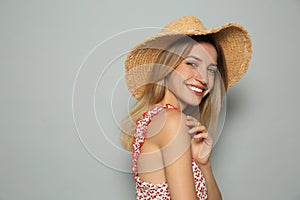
[125,16,252,99]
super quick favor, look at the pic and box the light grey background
[1,0,300,199]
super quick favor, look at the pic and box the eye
[186,61,198,67]
[207,67,218,74]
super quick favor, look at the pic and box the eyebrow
[186,55,202,62]
[208,63,218,67]
[186,55,218,66]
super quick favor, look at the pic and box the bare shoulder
[148,109,190,148]
[162,109,187,132]
[147,109,197,199]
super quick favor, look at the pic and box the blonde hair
[121,35,228,151]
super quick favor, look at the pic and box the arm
[153,110,198,200]
[186,115,222,200]
[197,161,222,200]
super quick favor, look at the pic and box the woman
[121,16,252,199]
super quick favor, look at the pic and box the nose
[194,67,208,85]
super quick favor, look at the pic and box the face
[166,41,218,109]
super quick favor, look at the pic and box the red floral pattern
[132,104,207,199]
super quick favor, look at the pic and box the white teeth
[190,86,203,93]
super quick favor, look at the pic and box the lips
[186,84,206,96]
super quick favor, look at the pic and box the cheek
[166,73,181,90]
[169,69,189,83]
[175,64,193,79]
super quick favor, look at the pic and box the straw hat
[125,16,252,99]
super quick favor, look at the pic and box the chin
[188,102,201,107]
[185,99,202,107]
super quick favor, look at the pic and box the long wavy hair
[120,35,228,151]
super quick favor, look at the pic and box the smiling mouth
[186,84,206,96]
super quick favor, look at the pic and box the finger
[186,115,197,120]
[193,132,208,139]
[188,125,207,135]
[186,120,201,127]
[186,115,199,123]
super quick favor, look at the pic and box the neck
[158,89,186,111]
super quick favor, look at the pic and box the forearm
[196,161,222,200]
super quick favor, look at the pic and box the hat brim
[125,23,252,99]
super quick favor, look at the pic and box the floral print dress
[132,104,208,200]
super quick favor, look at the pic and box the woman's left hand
[186,115,213,166]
